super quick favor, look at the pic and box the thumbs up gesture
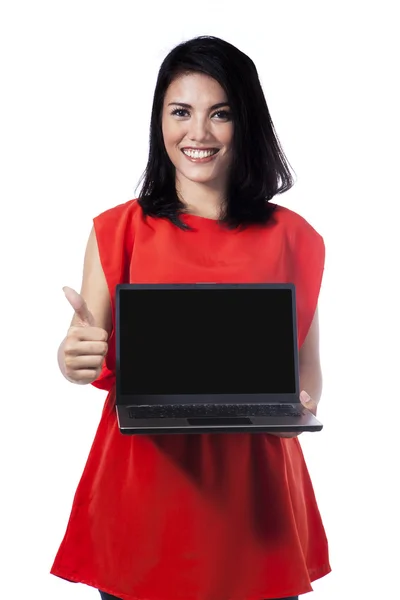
[62,286,109,384]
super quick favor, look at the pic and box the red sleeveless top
[51,200,331,600]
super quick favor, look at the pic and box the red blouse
[51,200,330,600]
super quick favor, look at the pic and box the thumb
[63,286,96,327]
[300,390,318,416]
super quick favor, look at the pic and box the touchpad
[187,417,253,426]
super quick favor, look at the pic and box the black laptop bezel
[115,283,300,407]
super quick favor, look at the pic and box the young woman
[51,35,330,600]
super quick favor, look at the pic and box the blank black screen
[118,288,296,395]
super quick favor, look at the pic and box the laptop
[115,283,323,435]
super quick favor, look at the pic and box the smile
[181,148,220,161]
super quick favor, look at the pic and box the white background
[1,1,399,599]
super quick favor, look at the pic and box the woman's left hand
[268,390,318,438]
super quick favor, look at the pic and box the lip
[180,147,220,152]
[180,148,220,164]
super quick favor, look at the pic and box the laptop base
[116,405,323,435]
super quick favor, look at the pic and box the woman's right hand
[62,286,109,385]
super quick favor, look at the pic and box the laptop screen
[117,286,298,398]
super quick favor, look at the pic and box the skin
[161,72,234,219]
[59,72,323,437]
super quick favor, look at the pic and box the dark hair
[137,35,295,229]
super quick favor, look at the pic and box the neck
[176,175,227,220]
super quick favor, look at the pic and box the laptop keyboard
[128,403,304,420]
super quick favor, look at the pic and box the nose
[187,115,210,142]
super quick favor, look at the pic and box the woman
[51,35,330,600]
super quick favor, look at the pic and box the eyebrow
[168,102,230,110]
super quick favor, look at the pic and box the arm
[269,305,322,438]
[58,225,112,382]
[298,305,323,407]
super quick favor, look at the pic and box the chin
[178,168,220,185]
[187,175,217,184]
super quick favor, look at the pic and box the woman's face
[162,72,234,188]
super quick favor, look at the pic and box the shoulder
[92,199,143,254]
[273,203,321,235]
[93,199,143,242]
[94,198,141,223]
[273,203,324,248]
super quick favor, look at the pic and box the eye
[211,110,232,121]
[171,108,189,118]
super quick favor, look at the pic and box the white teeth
[182,149,218,159]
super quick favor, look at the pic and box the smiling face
[161,72,234,191]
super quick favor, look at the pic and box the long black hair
[137,35,295,229]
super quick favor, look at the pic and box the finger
[63,286,96,327]
[67,326,108,343]
[67,369,100,384]
[300,390,318,416]
[64,340,108,357]
[65,355,105,370]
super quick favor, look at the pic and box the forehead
[164,72,228,106]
